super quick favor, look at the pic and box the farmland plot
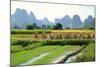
[32,45,81,65]
[11,45,60,65]
[11,30,95,66]
[11,30,95,40]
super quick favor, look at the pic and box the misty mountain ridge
[11,8,95,29]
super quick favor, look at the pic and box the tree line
[26,23,63,30]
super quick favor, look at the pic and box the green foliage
[42,25,46,29]
[11,29,95,65]
[43,39,94,46]
[23,43,43,50]
[33,23,37,28]
[11,42,43,53]
[26,23,39,30]
[75,43,95,62]
[11,39,94,53]
[11,45,23,53]
[11,40,33,46]
[47,25,51,29]
[26,24,34,30]
[53,23,62,30]
[11,46,60,65]
[11,30,52,34]
[33,45,81,64]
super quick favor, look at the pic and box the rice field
[11,29,95,66]
[75,43,95,62]
[32,45,81,65]
[11,29,95,40]
[11,45,60,65]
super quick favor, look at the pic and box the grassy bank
[11,29,95,66]
[32,45,81,65]
[75,43,95,62]
[11,45,60,65]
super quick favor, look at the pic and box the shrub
[42,39,94,46]
[26,25,34,30]
[11,40,37,46]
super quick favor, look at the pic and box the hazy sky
[11,1,95,22]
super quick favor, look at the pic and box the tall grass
[11,32,95,40]
[11,29,52,34]
[11,42,43,53]
[75,43,95,62]
[11,39,94,53]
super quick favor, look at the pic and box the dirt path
[20,52,50,65]
[51,46,85,63]
[65,53,82,63]
[19,46,60,66]
[19,45,85,65]
[51,51,75,63]
[59,46,85,63]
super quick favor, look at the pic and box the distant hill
[11,8,54,29]
[11,8,33,29]
[11,8,95,29]
[55,15,72,28]
[72,15,83,28]
[83,15,95,28]
[36,17,54,27]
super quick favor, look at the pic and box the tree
[26,24,33,30]
[47,25,51,29]
[42,25,46,29]
[53,23,62,30]
[33,23,37,28]
[13,25,20,29]
[53,25,57,30]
